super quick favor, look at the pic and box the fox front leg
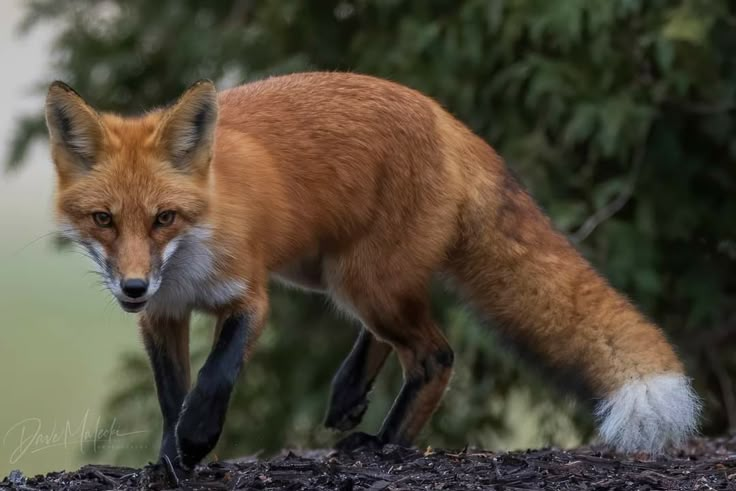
[140,314,191,464]
[175,302,267,469]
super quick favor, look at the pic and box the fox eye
[92,212,112,228]
[155,210,176,227]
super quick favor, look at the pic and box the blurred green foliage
[11,0,736,463]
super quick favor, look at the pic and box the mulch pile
[2,435,735,490]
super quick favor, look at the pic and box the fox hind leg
[324,189,457,450]
[333,294,454,451]
[325,328,392,432]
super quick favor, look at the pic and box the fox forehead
[55,160,203,215]
[84,112,167,175]
[99,111,164,149]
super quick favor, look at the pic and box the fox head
[45,81,218,313]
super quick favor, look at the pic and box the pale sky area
[0,0,141,475]
[0,0,53,229]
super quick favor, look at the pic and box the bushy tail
[448,157,700,454]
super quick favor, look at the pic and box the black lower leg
[325,329,391,431]
[379,347,454,444]
[335,374,425,451]
[175,313,250,468]
[336,346,453,451]
[142,333,189,462]
[377,377,424,445]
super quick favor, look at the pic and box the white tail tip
[596,373,701,454]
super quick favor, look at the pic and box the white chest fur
[146,227,247,319]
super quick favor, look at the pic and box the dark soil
[2,436,735,490]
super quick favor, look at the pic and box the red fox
[45,72,699,469]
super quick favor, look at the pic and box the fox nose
[121,278,149,299]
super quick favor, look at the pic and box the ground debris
[2,435,735,490]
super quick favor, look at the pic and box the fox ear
[157,80,218,175]
[45,81,104,176]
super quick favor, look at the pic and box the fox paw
[325,396,369,432]
[175,385,227,469]
[160,454,189,487]
[159,430,179,464]
[335,432,384,452]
